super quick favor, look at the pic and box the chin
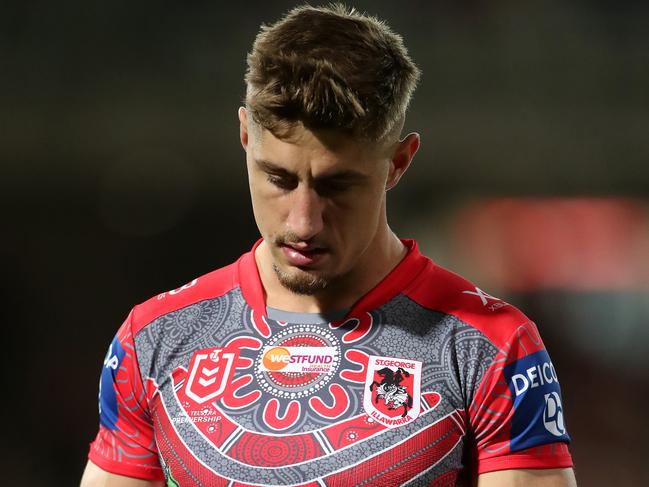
[272,263,332,296]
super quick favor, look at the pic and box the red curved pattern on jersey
[330,312,373,343]
[308,384,349,419]
[511,321,544,357]
[339,349,368,383]
[250,309,271,338]
[220,374,262,409]
[281,335,326,347]
[224,336,263,369]
[263,398,301,431]
[423,392,442,409]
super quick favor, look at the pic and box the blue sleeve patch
[504,349,571,452]
[98,336,126,430]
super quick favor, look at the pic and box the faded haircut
[244,3,421,141]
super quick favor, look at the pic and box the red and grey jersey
[88,239,573,486]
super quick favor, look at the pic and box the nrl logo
[184,347,237,404]
[363,355,422,428]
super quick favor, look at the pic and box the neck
[256,225,406,314]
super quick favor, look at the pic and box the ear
[386,132,420,190]
[238,106,249,151]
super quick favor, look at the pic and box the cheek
[332,192,384,238]
[250,186,286,236]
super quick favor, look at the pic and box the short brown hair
[245,4,420,141]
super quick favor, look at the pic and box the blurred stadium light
[452,198,649,291]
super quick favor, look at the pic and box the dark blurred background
[1,1,648,485]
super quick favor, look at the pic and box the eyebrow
[254,158,368,182]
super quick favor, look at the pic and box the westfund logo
[504,349,571,451]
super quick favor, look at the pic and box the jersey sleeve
[468,320,573,474]
[88,310,165,481]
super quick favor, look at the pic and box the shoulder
[129,258,242,336]
[403,260,533,349]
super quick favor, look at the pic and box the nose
[286,185,325,241]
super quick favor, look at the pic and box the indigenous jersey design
[89,240,573,486]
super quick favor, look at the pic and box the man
[82,4,576,486]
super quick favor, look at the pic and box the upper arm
[80,460,165,487]
[469,321,573,473]
[478,468,577,487]
[86,312,165,482]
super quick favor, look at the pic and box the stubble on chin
[272,263,329,296]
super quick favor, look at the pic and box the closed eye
[314,178,354,196]
[267,173,298,190]
[255,158,366,195]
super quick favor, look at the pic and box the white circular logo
[543,392,566,436]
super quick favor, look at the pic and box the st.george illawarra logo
[184,347,238,404]
[363,355,422,428]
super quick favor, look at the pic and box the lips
[280,243,327,267]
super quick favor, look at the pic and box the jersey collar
[237,238,429,318]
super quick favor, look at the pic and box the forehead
[249,123,386,175]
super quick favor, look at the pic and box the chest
[135,293,495,486]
